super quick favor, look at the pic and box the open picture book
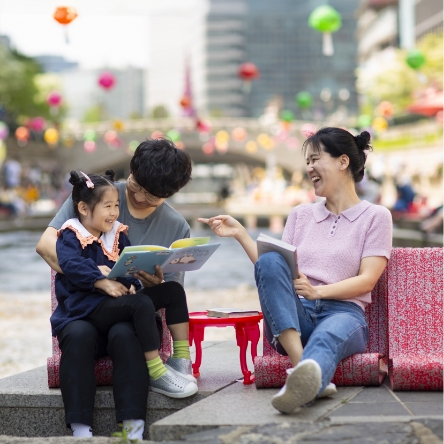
[256,233,298,279]
[107,237,220,279]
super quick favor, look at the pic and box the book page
[161,244,220,273]
[169,237,210,249]
[122,245,169,252]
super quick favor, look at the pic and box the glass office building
[206,0,360,119]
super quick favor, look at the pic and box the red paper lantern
[238,63,260,81]
[15,126,30,141]
[98,72,116,90]
[180,96,191,108]
[53,7,77,25]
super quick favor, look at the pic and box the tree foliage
[356,33,443,115]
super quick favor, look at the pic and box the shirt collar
[312,199,371,223]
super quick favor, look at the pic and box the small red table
[188,311,263,385]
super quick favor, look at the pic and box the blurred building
[206,0,247,117]
[205,0,360,119]
[59,67,144,121]
[33,55,78,73]
[415,0,443,38]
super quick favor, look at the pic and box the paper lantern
[53,6,77,43]
[296,92,313,109]
[0,122,9,140]
[377,101,394,118]
[84,141,96,152]
[301,123,317,138]
[128,140,139,154]
[44,128,59,146]
[15,126,30,141]
[53,7,78,25]
[202,142,215,155]
[238,62,260,92]
[308,5,342,56]
[232,127,247,141]
[406,50,426,70]
[151,130,164,139]
[112,120,124,131]
[196,119,212,133]
[280,110,294,123]
[245,141,258,154]
[372,117,388,132]
[46,91,63,111]
[29,117,45,132]
[357,114,372,128]
[98,72,116,90]
[166,129,181,142]
[180,96,191,108]
[83,129,97,141]
[216,130,230,142]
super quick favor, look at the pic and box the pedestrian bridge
[55,117,311,175]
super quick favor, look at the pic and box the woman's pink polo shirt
[282,200,393,310]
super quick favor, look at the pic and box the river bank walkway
[0,339,441,443]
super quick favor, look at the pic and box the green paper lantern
[280,110,295,123]
[406,49,426,70]
[83,129,97,141]
[296,91,313,109]
[357,114,372,128]
[308,5,342,56]
[166,129,181,142]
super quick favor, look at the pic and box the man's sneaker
[271,359,322,414]
[318,382,337,398]
[165,356,197,383]
[150,370,198,399]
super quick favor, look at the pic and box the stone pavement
[0,340,441,443]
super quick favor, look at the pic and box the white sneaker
[271,359,322,414]
[318,382,337,398]
[150,370,198,399]
[165,356,197,383]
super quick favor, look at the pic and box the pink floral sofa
[387,248,443,390]
[254,247,443,390]
[47,270,171,388]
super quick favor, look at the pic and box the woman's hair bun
[68,170,82,186]
[354,131,371,151]
[105,169,115,181]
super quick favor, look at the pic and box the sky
[0,0,201,69]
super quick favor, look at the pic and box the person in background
[199,128,392,414]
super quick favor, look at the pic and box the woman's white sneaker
[150,370,198,398]
[271,359,322,414]
[318,382,337,398]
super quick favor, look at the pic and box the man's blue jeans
[255,252,369,394]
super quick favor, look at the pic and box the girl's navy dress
[50,218,141,337]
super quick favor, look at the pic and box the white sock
[71,423,93,438]
[123,419,145,440]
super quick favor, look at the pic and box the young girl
[51,170,197,439]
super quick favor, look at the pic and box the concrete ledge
[0,341,256,439]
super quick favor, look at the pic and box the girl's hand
[129,284,136,294]
[134,265,164,288]
[197,215,245,239]
[94,278,129,298]
[293,271,320,300]
[97,265,112,277]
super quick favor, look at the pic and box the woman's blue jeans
[255,252,369,394]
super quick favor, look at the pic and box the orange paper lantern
[53,7,78,25]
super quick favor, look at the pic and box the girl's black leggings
[57,281,188,427]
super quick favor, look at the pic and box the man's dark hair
[130,138,192,198]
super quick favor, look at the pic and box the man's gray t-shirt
[49,181,190,285]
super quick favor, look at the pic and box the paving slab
[150,379,362,441]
